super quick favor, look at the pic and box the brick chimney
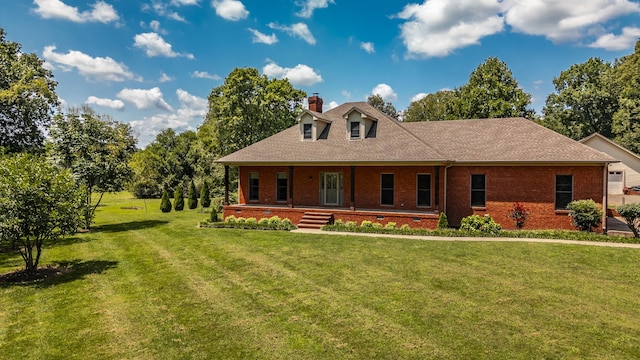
[308,93,323,113]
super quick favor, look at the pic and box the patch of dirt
[120,206,143,210]
[0,265,71,284]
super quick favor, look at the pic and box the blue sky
[2,0,640,146]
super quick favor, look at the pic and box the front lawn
[1,193,639,359]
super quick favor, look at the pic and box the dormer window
[350,121,360,139]
[303,123,312,140]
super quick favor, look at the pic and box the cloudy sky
[2,0,640,146]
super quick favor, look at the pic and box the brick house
[217,96,615,231]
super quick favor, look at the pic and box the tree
[0,28,58,154]
[200,180,211,208]
[204,67,306,157]
[174,184,184,211]
[49,106,136,229]
[541,58,619,140]
[0,154,82,273]
[160,189,172,213]
[187,180,198,209]
[612,40,640,154]
[452,57,534,119]
[367,94,399,120]
[404,90,456,122]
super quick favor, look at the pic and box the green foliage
[334,219,344,226]
[225,215,236,223]
[160,190,172,213]
[616,203,640,237]
[0,153,82,272]
[258,218,269,226]
[209,207,218,222]
[400,224,410,230]
[203,214,295,230]
[367,94,399,120]
[0,28,58,154]
[132,179,162,199]
[174,184,184,211]
[404,90,457,122]
[437,212,449,229]
[246,218,257,225]
[567,199,602,232]
[507,202,530,229]
[360,220,373,228]
[48,106,136,229]
[384,222,396,230]
[612,40,640,154]
[372,222,383,229]
[200,180,211,208]
[345,221,357,228]
[452,57,534,119]
[459,214,502,235]
[187,180,198,209]
[268,216,281,225]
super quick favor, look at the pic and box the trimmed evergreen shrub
[225,215,237,223]
[567,199,602,232]
[188,180,198,209]
[201,180,211,208]
[384,222,397,230]
[437,212,449,229]
[210,207,218,222]
[160,189,172,213]
[174,184,184,211]
[460,214,502,235]
[616,203,640,237]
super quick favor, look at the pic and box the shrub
[210,207,218,222]
[282,218,293,228]
[160,190,172,213]
[384,222,396,230]
[132,180,161,199]
[400,224,410,230]
[174,184,184,211]
[437,212,448,229]
[225,215,237,223]
[616,203,640,237]
[268,215,281,225]
[460,214,502,235]
[373,222,383,229]
[345,221,357,228]
[188,180,198,209]
[508,202,530,229]
[361,220,373,228]
[246,217,257,225]
[334,219,344,226]
[236,217,246,223]
[258,218,269,226]
[567,199,602,232]
[200,180,211,208]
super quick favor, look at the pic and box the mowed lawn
[1,193,640,359]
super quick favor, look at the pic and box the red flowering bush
[508,202,530,229]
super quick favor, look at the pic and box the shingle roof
[217,102,616,165]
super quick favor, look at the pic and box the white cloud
[42,45,138,82]
[411,93,428,102]
[85,96,125,110]
[191,71,221,80]
[33,0,119,23]
[172,0,200,5]
[176,88,208,116]
[262,61,323,86]
[341,90,351,99]
[117,87,173,112]
[133,32,194,58]
[159,72,173,82]
[328,101,339,109]
[360,42,375,54]
[371,84,397,102]
[211,0,248,21]
[150,20,167,34]
[268,22,316,45]
[248,28,278,44]
[588,26,640,50]
[504,0,640,43]
[142,2,186,22]
[296,0,335,18]
[396,0,504,58]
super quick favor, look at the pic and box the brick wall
[446,165,605,231]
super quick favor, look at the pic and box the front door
[323,172,339,205]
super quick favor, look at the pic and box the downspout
[603,163,609,235]
[443,161,454,215]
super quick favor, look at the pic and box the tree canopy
[404,90,456,122]
[0,28,58,154]
[367,94,399,120]
[612,40,640,154]
[49,106,136,229]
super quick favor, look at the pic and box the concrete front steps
[297,212,334,229]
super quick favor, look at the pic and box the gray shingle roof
[217,102,616,165]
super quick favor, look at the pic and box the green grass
[2,193,640,359]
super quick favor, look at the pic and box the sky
[2,0,640,147]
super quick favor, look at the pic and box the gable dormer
[343,107,378,140]
[297,110,331,141]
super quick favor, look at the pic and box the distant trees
[404,90,456,122]
[611,40,640,154]
[0,28,58,154]
[367,94,399,120]
[0,154,82,273]
[49,106,136,230]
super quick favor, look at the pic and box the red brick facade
[227,164,606,231]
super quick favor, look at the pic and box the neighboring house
[217,96,616,231]
[579,133,640,195]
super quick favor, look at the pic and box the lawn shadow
[93,220,169,233]
[0,259,118,288]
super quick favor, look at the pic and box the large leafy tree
[0,154,82,273]
[49,106,136,229]
[452,57,534,119]
[541,58,619,140]
[0,28,58,153]
[367,94,399,120]
[203,67,306,157]
[612,40,640,154]
[404,90,456,122]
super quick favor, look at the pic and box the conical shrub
[201,180,211,208]
[174,184,184,211]
[188,180,198,209]
[160,190,172,213]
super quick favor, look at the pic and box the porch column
[289,165,294,208]
[350,165,356,210]
[434,166,440,211]
[224,165,230,205]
